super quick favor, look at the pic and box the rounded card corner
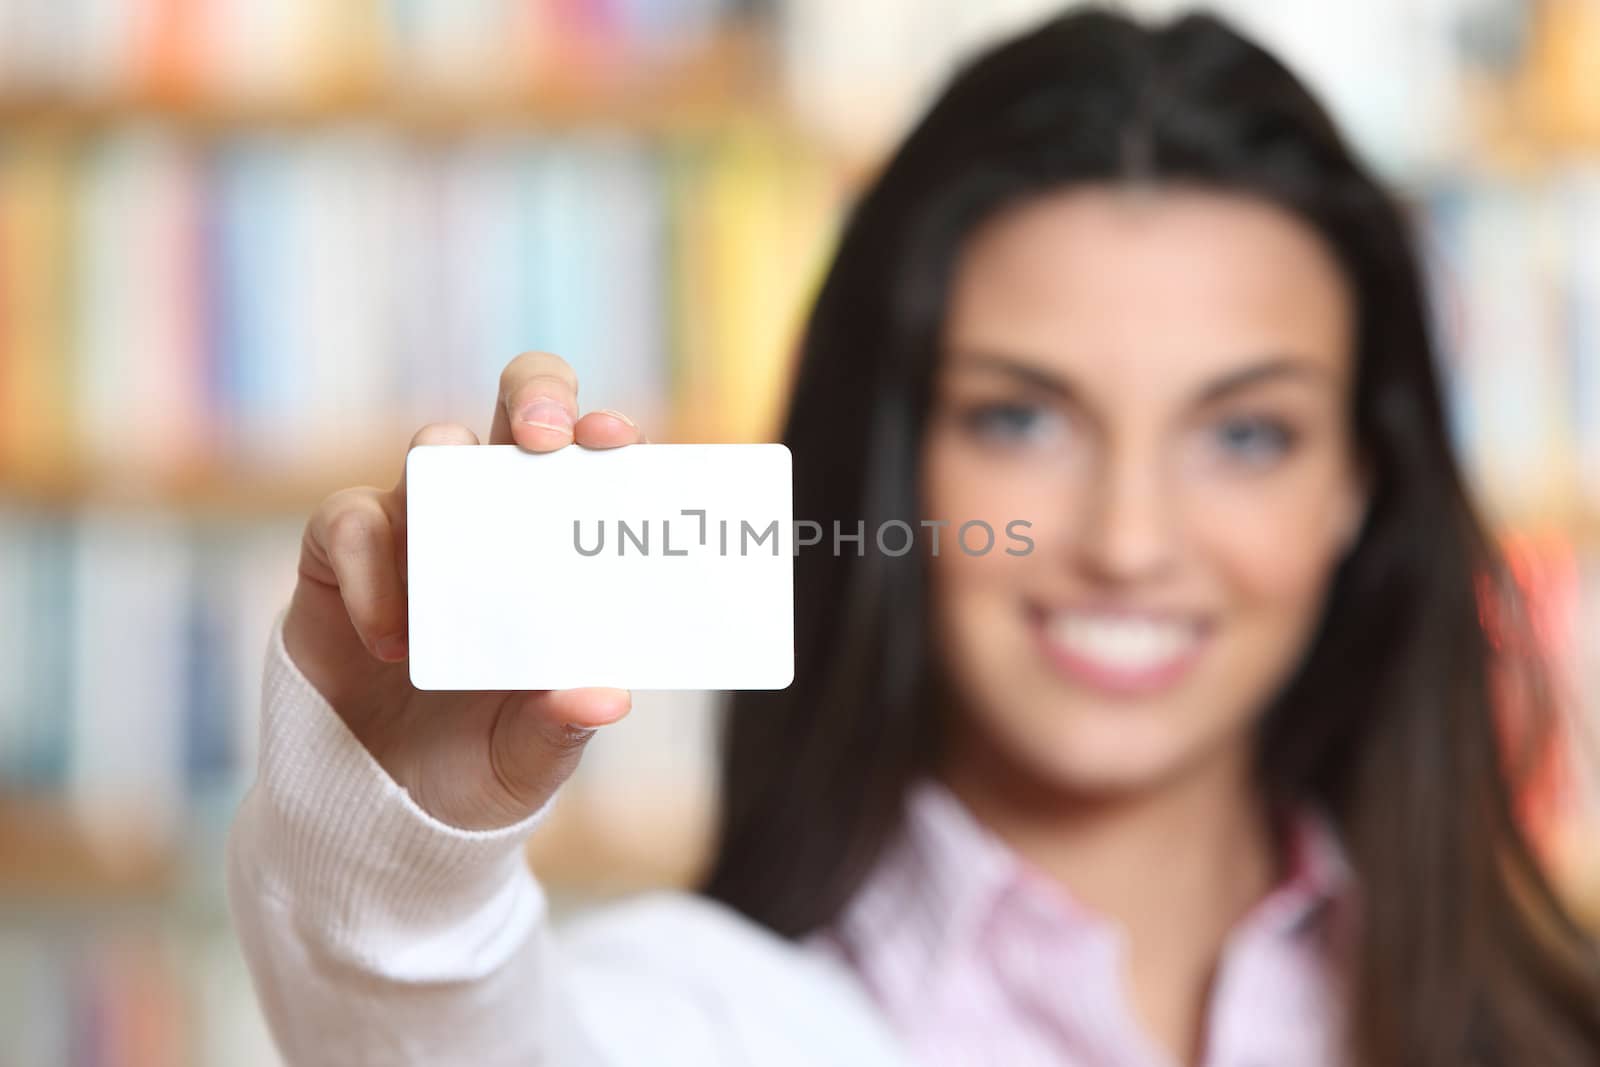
[408,660,439,691]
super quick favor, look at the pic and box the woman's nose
[1071,446,1180,584]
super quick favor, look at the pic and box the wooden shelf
[0,455,405,517]
[0,792,706,900]
[0,795,176,900]
[0,412,765,517]
[1488,503,1600,552]
[0,30,796,140]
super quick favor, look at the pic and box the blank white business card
[405,443,794,691]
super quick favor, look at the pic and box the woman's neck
[942,739,1280,1065]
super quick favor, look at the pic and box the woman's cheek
[1183,480,1348,602]
[926,460,1059,578]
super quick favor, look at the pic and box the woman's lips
[1028,603,1211,697]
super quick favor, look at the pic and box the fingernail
[596,408,634,428]
[516,399,573,433]
[376,634,408,661]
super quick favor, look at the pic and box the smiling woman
[225,8,1600,1067]
[709,9,1600,1067]
[921,188,1367,1052]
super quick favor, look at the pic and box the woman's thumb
[485,688,632,817]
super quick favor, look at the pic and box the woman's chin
[987,714,1227,804]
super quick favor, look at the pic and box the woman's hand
[281,351,644,830]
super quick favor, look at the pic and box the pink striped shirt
[809,779,1356,1067]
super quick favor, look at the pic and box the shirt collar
[828,776,1356,1015]
[1249,802,1354,938]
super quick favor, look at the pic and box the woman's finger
[392,421,482,507]
[573,409,648,449]
[386,423,481,583]
[308,488,408,662]
[490,351,580,451]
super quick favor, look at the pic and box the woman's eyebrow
[1192,357,1333,405]
[942,352,1081,401]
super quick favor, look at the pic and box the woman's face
[924,185,1366,800]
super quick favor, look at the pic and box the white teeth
[1045,612,1198,671]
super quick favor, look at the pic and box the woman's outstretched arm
[226,612,569,1065]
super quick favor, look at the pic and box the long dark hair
[702,8,1600,1064]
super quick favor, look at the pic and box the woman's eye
[960,401,1063,445]
[1210,414,1297,464]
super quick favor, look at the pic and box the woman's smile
[1026,601,1213,698]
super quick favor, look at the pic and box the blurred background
[0,0,1596,1063]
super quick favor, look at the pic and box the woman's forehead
[940,185,1355,400]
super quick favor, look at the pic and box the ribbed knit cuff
[233,607,555,979]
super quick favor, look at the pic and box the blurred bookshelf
[1,1,1599,1064]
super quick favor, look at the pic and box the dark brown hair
[703,8,1600,1063]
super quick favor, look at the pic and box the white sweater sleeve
[225,610,569,1066]
[225,612,914,1067]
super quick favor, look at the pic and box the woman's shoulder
[551,890,910,1065]
[556,888,838,980]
